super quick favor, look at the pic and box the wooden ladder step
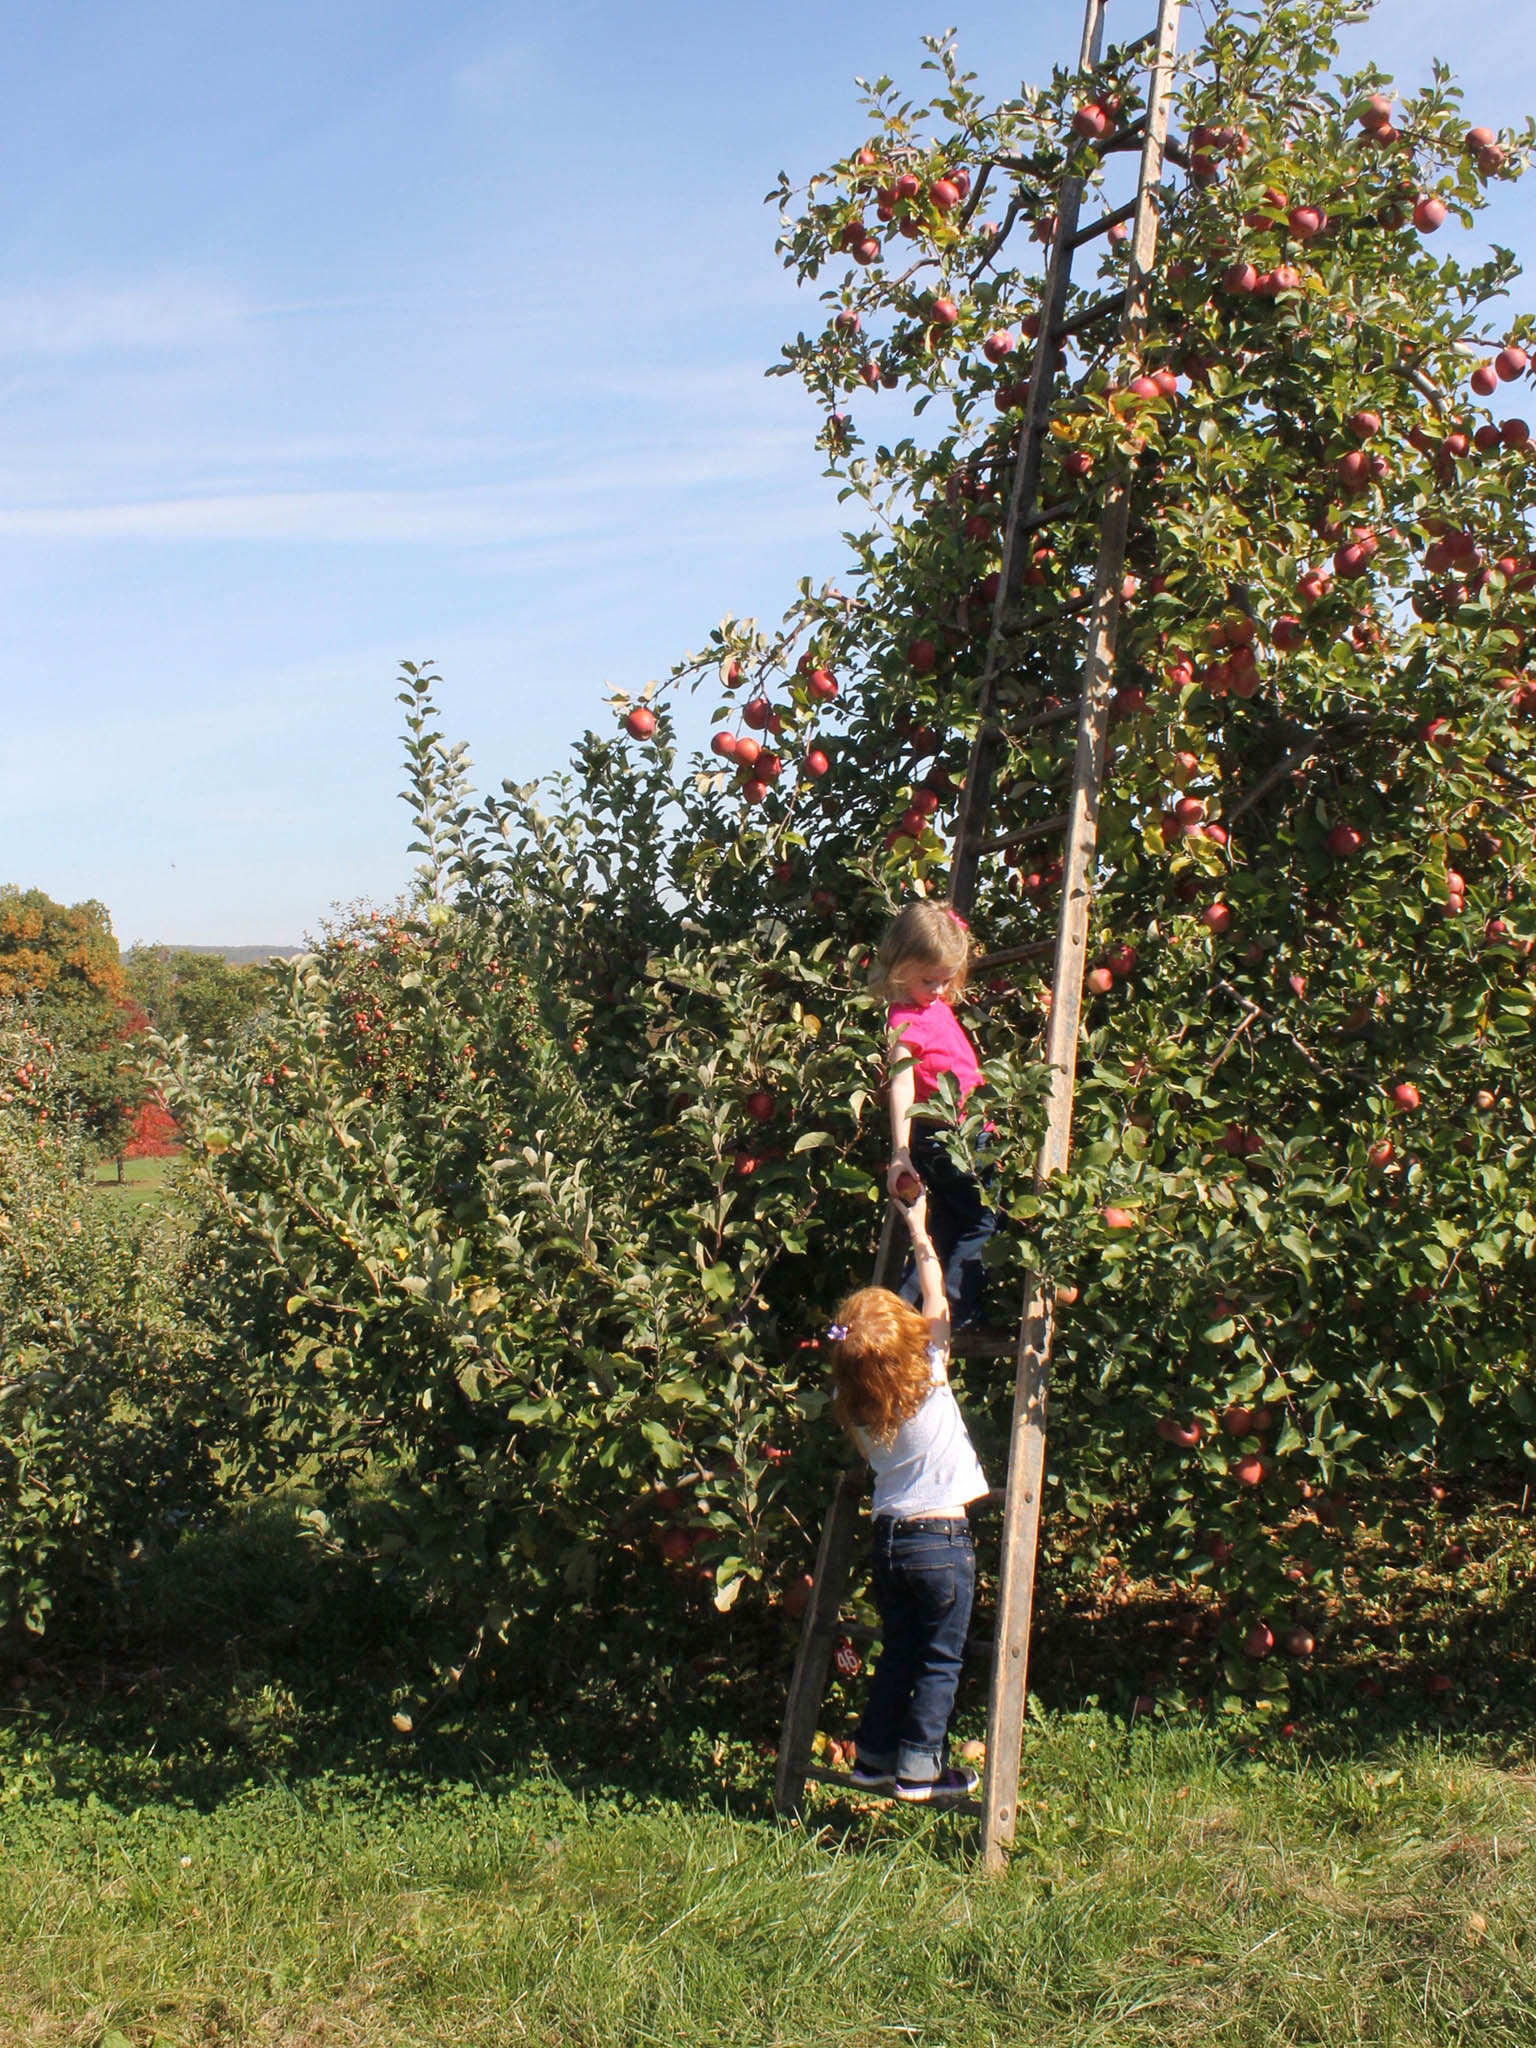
[803,1763,982,1816]
[1053,287,1129,341]
[951,1328,1019,1360]
[1069,197,1139,249]
[974,938,1055,971]
[842,1621,996,1661]
[970,812,1069,859]
[1016,497,1078,536]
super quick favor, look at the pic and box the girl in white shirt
[823,1190,988,1802]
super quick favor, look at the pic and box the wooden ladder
[773,0,1183,1874]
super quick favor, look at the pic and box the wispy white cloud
[0,425,818,544]
[0,281,242,355]
[453,38,536,110]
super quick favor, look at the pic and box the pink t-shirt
[887,996,983,1105]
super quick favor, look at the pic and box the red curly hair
[826,1286,935,1447]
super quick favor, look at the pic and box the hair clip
[946,908,968,931]
[824,1322,849,1343]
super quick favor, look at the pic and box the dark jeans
[898,1127,996,1329]
[854,1517,976,1783]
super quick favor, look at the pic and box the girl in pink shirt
[872,900,996,1329]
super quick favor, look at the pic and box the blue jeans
[898,1127,996,1329]
[854,1517,976,1783]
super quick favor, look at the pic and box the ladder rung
[1162,136,1190,171]
[1016,698,1080,733]
[951,1328,1018,1359]
[1119,26,1158,54]
[1014,593,1096,634]
[843,1622,995,1661]
[1018,498,1076,535]
[975,939,1055,970]
[1069,198,1138,250]
[972,812,1069,859]
[1099,112,1152,155]
[803,1763,982,1816]
[1052,288,1128,342]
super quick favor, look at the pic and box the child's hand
[896,1185,930,1237]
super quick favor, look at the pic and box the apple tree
[171,0,1536,1695]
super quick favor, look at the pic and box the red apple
[623,706,657,740]
[931,296,960,328]
[733,735,761,769]
[1368,1139,1395,1168]
[1086,965,1115,995]
[746,1089,776,1122]
[1224,261,1260,296]
[1272,615,1305,652]
[1326,822,1364,858]
[659,1527,692,1562]
[1072,101,1114,141]
[1288,203,1324,239]
[1243,1621,1275,1659]
[1063,449,1093,478]
[808,667,838,701]
[1391,1080,1421,1111]
[1414,194,1447,233]
[1283,1626,1315,1658]
[983,330,1014,364]
[834,308,860,335]
[783,1572,813,1618]
[803,748,830,778]
[741,778,769,805]
[907,637,937,673]
[711,731,738,760]
[1496,345,1529,382]
[1235,1453,1265,1487]
[929,177,961,212]
[1471,362,1499,398]
[1222,1404,1254,1437]
[1102,1205,1137,1230]
[1502,418,1530,447]
[742,696,772,730]
[1156,1416,1203,1450]
[1202,903,1233,935]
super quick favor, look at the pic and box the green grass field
[5,1500,1536,2046]
[88,1154,178,1204]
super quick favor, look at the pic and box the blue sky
[0,1,1532,946]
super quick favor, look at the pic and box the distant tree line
[0,885,272,1160]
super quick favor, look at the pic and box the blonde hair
[870,900,970,1004]
[826,1287,934,1446]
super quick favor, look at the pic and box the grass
[88,1154,177,1204]
[6,1502,1536,2045]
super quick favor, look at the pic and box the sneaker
[847,1758,895,1792]
[894,1763,980,1804]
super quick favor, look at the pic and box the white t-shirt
[853,1343,988,1522]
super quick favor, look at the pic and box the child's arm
[887,1028,918,1196]
[898,1187,950,1346]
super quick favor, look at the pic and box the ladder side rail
[949,0,1111,918]
[978,0,1183,1874]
